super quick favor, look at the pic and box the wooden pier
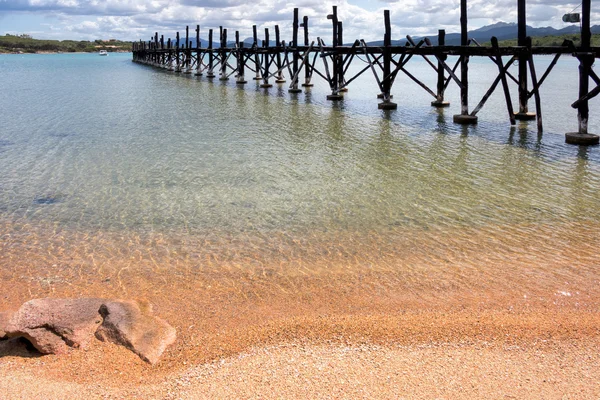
[132,1,600,145]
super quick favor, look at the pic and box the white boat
[99,50,108,56]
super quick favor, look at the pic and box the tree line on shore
[0,34,132,53]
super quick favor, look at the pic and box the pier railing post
[453,0,477,124]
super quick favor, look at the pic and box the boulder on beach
[3,298,176,364]
[95,300,177,365]
[5,298,105,354]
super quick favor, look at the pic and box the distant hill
[366,22,600,46]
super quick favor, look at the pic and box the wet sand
[1,220,599,398]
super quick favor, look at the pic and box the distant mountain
[366,22,600,46]
[169,22,599,48]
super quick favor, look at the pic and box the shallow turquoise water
[0,52,599,251]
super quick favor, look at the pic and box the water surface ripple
[0,53,598,308]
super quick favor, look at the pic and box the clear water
[0,52,599,304]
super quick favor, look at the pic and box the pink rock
[95,300,176,364]
[6,298,105,354]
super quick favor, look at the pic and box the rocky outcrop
[95,300,177,365]
[3,298,176,364]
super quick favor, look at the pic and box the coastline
[0,50,131,55]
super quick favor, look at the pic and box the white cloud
[0,0,598,41]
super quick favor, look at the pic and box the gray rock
[0,312,13,339]
[95,300,176,364]
[6,298,105,354]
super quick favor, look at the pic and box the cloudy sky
[0,0,596,42]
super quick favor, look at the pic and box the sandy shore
[1,220,599,398]
[1,308,599,399]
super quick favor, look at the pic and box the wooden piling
[184,26,192,73]
[220,28,229,80]
[167,38,174,71]
[514,0,535,120]
[234,31,246,84]
[289,8,302,93]
[566,0,598,145]
[275,25,286,83]
[453,0,477,124]
[260,28,273,88]
[378,10,397,109]
[175,32,182,72]
[195,25,202,76]
[207,29,215,78]
[431,30,450,107]
[326,6,343,100]
[301,16,314,87]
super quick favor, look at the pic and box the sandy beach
[1,220,599,398]
[1,310,599,399]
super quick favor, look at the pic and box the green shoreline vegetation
[493,33,600,47]
[0,34,132,54]
[1,32,598,55]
